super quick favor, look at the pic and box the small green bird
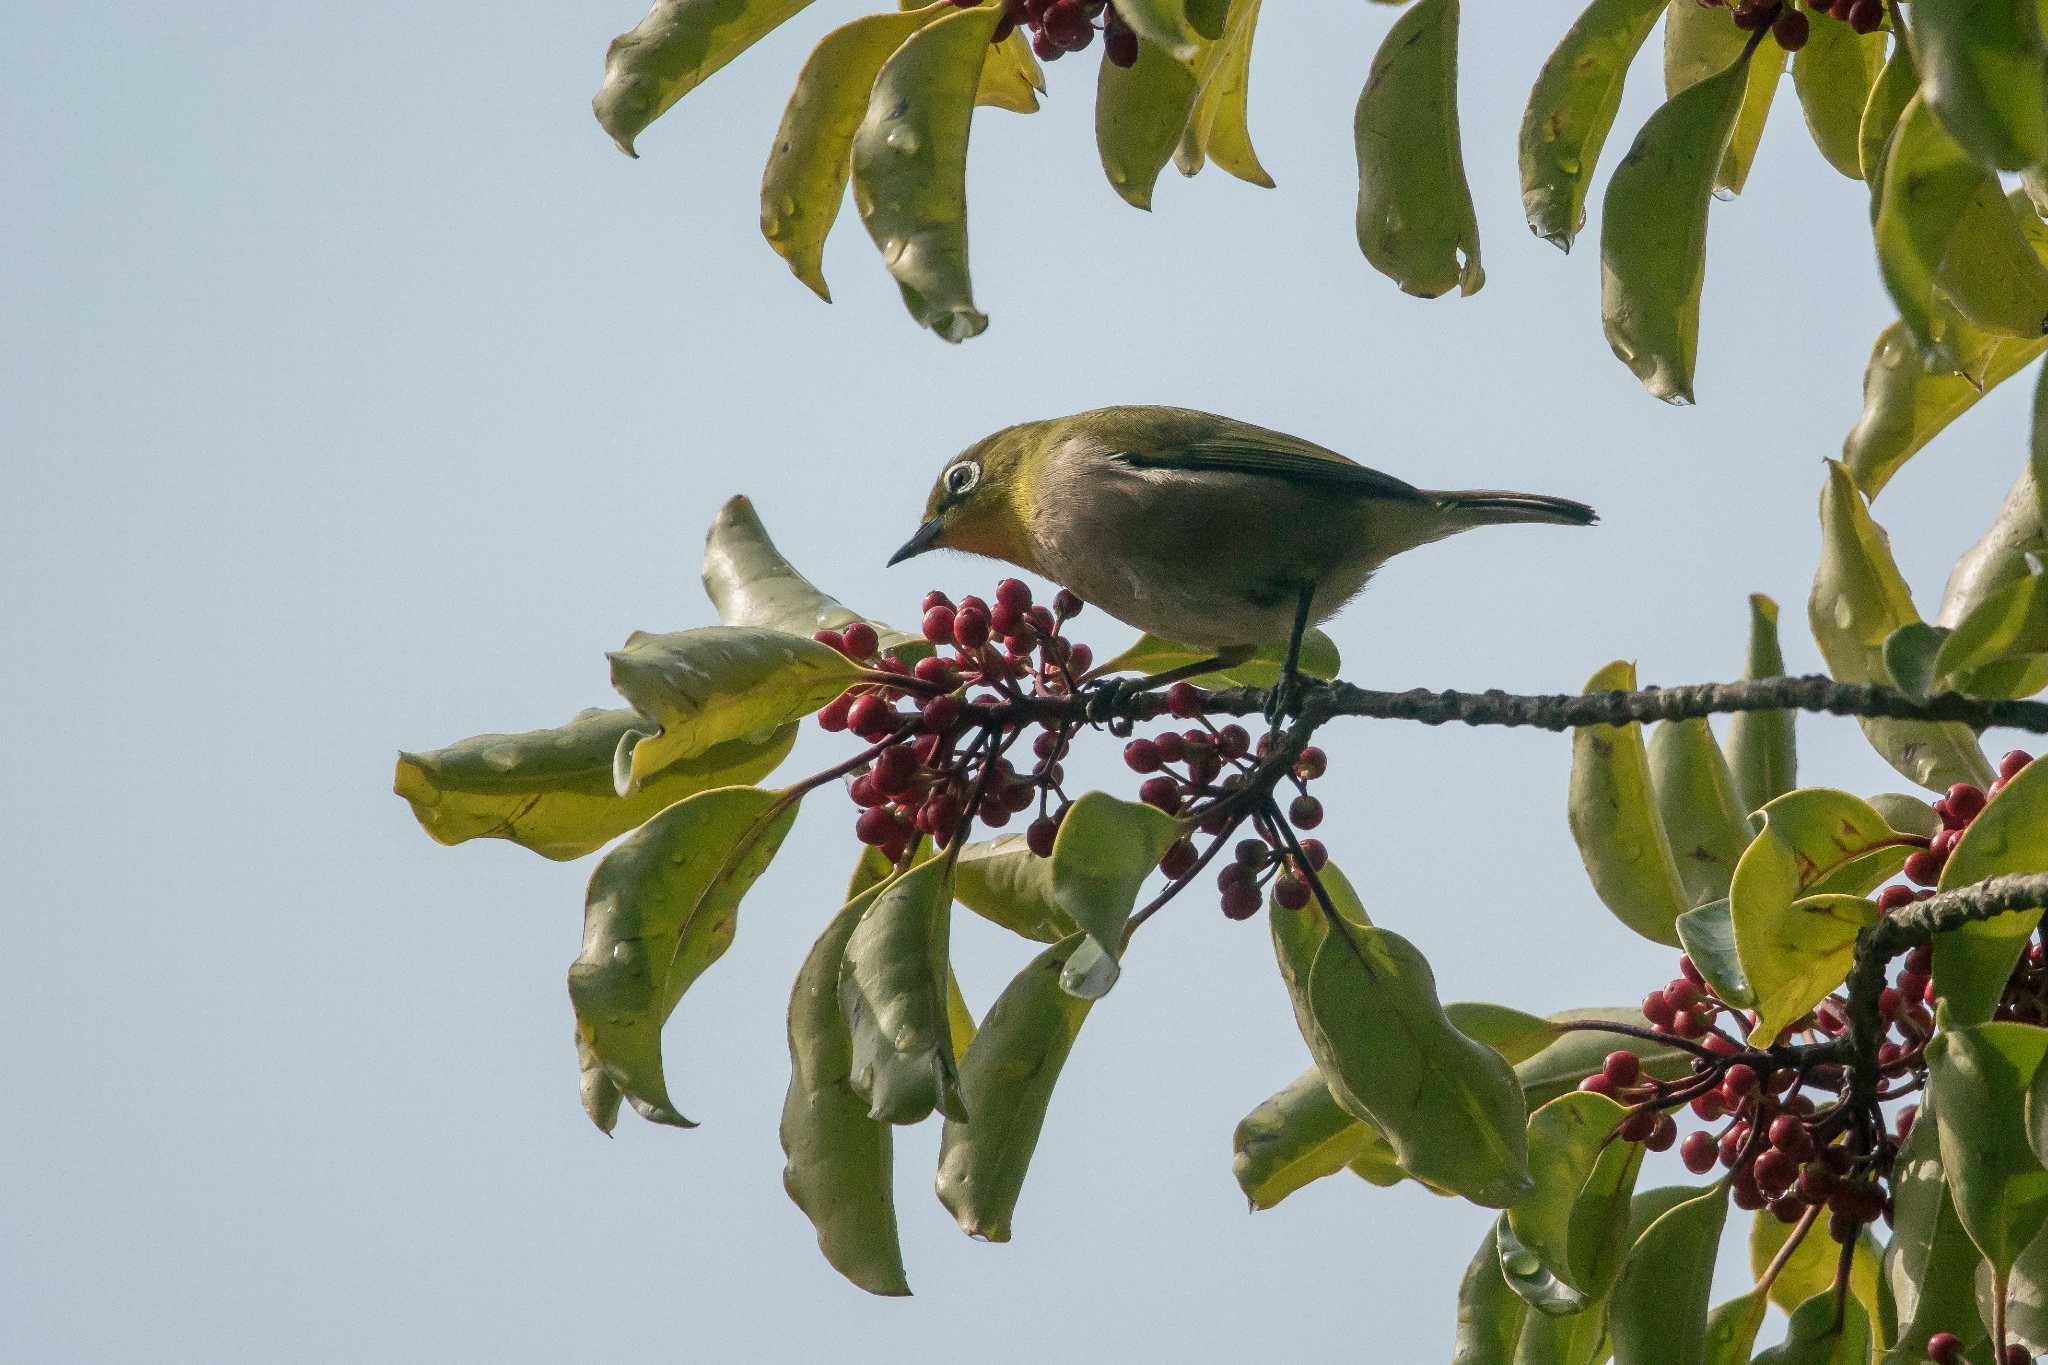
[889,404,1596,693]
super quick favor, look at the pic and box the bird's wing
[1103,415,1428,502]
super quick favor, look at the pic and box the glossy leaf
[839,856,964,1124]
[1455,1218,1530,1364]
[1047,792,1180,997]
[1608,1183,1728,1365]
[1115,0,1201,61]
[1932,758,2048,1024]
[1860,30,1917,187]
[1675,899,1753,1008]
[1702,1286,1769,1365]
[1938,177,2048,340]
[1727,592,1796,818]
[781,876,909,1295]
[593,0,817,156]
[1870,791,1941,837]
[1096,38,1200,211]
[1809,461,1994,791]
[1751,1205,1883,1317]
[607,626,861,795]
[974,26,1044,113]
[1663,0,1777,196]
[1516,0,1665,251]
[1568,659,1691,946]
[1600,38,1750,402]
[701,494,920,654]
[1497,1212,1590,1317]
[1730,787,1903,1045]
[1793,15,1882,179]
[394,708,793,862]
[1884,620,1952,702]
[758,8,946,302]
[1753,1290,1870,1364]
[569,786,799,1128]
[1938,443,2048,635]
[1650,717,1751,907]
[1508,1091,1644,1299]
[1844,321,2048,498]
[1175,0,1272,187]
[849,4,998,343]
[1908,0,2048,172]
[1935,570,2048,695]
[1928,1022,2048,1275]
[1276,897,1532,1206]
[1354,0,1484,298]
[1092,628,1340,687]
[1232,1066,1370,1210]
[1888,1091,1991,1364]
[1448,1001,1564,1067]
[935,934,1093,1241]
[951,835,1079,943]
[1514,1008,1693,1110]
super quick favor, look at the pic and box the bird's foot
[1085,678,1137,735]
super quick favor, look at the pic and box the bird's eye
[944,460,980,497]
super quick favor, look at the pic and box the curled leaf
[1231,1067,1370,1211]
[594,0,818,156]
[1843,321,2047,498]
[1568,659,1692,947]
[1649,716,1750,907]
[1354,0,1483,298]
[701,494,920,653]
[839,856,964,1124]
[1453,1219,1529,1364]
[1517,0,1665,251]
[1792,14,1883,180]
[1175,0,1272,187]
[1907,0,2048,172]
[1508,1091,1644,1300]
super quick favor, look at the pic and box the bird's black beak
[888,518,945,567]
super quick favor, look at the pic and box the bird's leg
[1265,586,1316,731]
[1084,646,1257,732]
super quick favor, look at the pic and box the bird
[888,404,1596,709]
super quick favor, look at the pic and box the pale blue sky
[4,4,2039,1361]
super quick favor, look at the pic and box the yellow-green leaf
[1454,1219,1530,1364]
[607,626,862,795]
[760,7,951,302]
[1663,0,1778,197]
[1508,1091,1644,1300]
[1754,1290,1870,1364]
[1750,1205,1882,1316]
[1793,14,1883,179]
[570,785,799,1128]
[1675,898,1754,1008]
[1935,569,2048,694]
[1928,1021,2048,1274]
[594,0,818,156]
[1354,0,1484,298]
[1932,758,2048,1024]
[701,494,922,654]
[1935,435,2048,645]
[1093,628,1340,686]
[1448,1001,1567,1067]
[975,26,1044,113]
[1844,321,2047,498]
[839,856,964,1124]
[1939,176,2048,341]
[1043,792,1181,998]
[934,933,1093,1241]
[951,834,1080,942]
[1859,30,1917,187]
[1650,716,1751,907]
[1115,0,1201,61]
[1517,0,1666,251]
[1176,0,1273,187]
[1702,1286,1769,1365]
[1727,592,1797,818]
[395,708,794,862]
[1608,1184,1729,1365]
[1496,1211,1591,1317]
[1096,37,1201,211]
[1730,787,1906,1045]
[1809,461,1994,790]
[1600,39,1751,402]
[1568,659,1692,946]
[1515,1007,1694,1110]
[849,4,998,342]
[1231,1066,1370,1210]
[1889,1090,1994,1363]
[780,875,910,1296]
[1908,0,2048,172]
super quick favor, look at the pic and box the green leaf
[1751,1206,1883,1317]
[973,25,1044,113]
[607,626,862,796]
[1883,620,1953,702]
[1932,758,2048,1024]
[758,8,949,303]
[1702,1286,1769,1365]
[1497,1212,1591,1317]
[592,0,818,156]
[1568,659,1692,946]
[1275,897,1532,1206]
[1508,1091,1644,1299]
[1793,14,1883,179]
[1354,0,1484,298]
[1810,461,1994,791]
[1888,1090,1991,1364]
[1662,0,1777,197]
[1936,177,2048,341]
[1115,0,1202,61]
[1511,1302,1608,1364]
[701,494,922,655]
[1859,31,1917,188]
[1843,320,2047,498]
[1992,1220,2048,1358]
[1928,1022,2048,1275]
[1092,629,1341,687]
[570,786,799,1129]
[1232,1066,1371,1210]
[1727,593,1797,818]
[839,856,964,1124]
[1907,0,2048,172]
[1514,1008,1694,1110]
[849,4,998,343]
[1650,717,1752,907]
[951,835,1079,943]
[1934,430,2048,692]
[1935,570,2048,695]
[934,934,1093,1241]
[1050,792,1180,997]
[1448,1002,1567,1067]
[1516,0,1666,251]
[394,708,794,862]
[1870,792,1942,837]
[1175,0,1273,187]
[1096,37,1200,211]
[1600,35,1750,402]
[1455,1218,1530,1365]
[1730,787,1904,1045]
[1753,1290,1870,1365]
[1608,1183,1728,1365]
[1720,36,1784,197]
[780,875,910,1296]
[1675,899,1754,1008]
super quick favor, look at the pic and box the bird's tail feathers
[1435,490,1598,529]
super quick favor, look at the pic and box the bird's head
[889,421,1044,572]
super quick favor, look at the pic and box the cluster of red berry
[1703,0,1884,52]
[1928,1332,2034,1364]
[979,0,1139,67]
[813,579,1090,865]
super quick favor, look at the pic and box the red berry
[1153,731,1185,763]
[995,578,1031,611]
[2004,1343,2030,1365]
[1769,1114,1813,1158]
[1931,827,1961,857]
[2002,749,2035,782]
[921,590,952,613]
[847,694,896,739]
[1138,776,1181,813]
[1680,1131,1718,1174]
[1678,954,1706,987]
[1159,837,1199,880]
[1691,1091,1727,1121]
[1907,943,1934,974]
[1642,991,1677,1029]
[1877,883,1914,912]
[855,807,899,846]
[1947,783,1987,823]
[1234,838,1270,869]
[1754,1148,1797,1194]
[1026,815,1059,858]
[1273,873,1311,911]
[1288,795,1324,829]
[1723,1064,1759,1099]
[1297,837,1328,870]
[922,605,957,644]
[1295,747,1328,780]
[1603,1051,1641,1086]
[1053,589,1083,618]
[1702,1032,1739,1057]
[922,694,962,733]
[873,746,919,796]
[1896,1103,1919,1138]
[812,628,845,654]
[1617,1109,1657,1143]
[1103,23,1138,66]
[1165,682,1203,719]
[816,693,853,733]
[1065,643,1093,675]
[1221,882,1263,920]
[841,622,879,659]
[1216,724,1251,759]
[1924,1333,1964,1365]
[1846,0,1881,31]
[1578,1073,1616,1097]
[1733,1173,1766,1211]
[1124,739,1163,773]
[1664,978,1703,1012]
[1674,1009,1709,1039]
[1772,8,1809,47]
[953,609,991,649]
[1646,1113,1678,1152]
[1902,848,1944,886]
[990,603,1023,638]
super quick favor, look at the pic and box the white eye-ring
[944,460,981,497]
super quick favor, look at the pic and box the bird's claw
[1085,678,1135,733]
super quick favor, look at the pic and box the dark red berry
[1772,8,1809,48]
[1066,643,1093,675]
[1216,724,1251,759]
[1733,1173,1766,1212]
[1877,883,1915,913]
[922,605,956,644]
[1846,0,1881,31]
[995,578,1031,612]
[816,693,853,732]
[1138,776,1181,813]
[1053,589,1083,618]
[1026,815,1059,858]
[855,807,899,846]
[1295,746,1328,780]
[953,609,991,649]
[1642,991,1677,1029]
[873,746,919,796]
[1602,1051,1641,1086]
[1288,795,1324,829]
[1903,848,1944,886]
[1680,1131,1718,1174]
[1578,1073,1616,1097]
[2002,749,2035,782]
[1153,731,1185,764]
[1754,1149,1797,1195]
[841,622,879,659]
[812,628,845,654]
[1124,739,1163,773]
[1297,837,1328,870]
[1896,1103,1919,1138]
[1691,1091,1727,1121]
[1618,1109,1657,1143]
[921,694,962,734]
[1722,1064,1759,1100]
[1165,682,1203,719]
[847,694,896,739]
[1646,1113,1678,1153]
[1769,1114,1813,1159]
[2003,1343,2029,1365]
[1103,23,1138,66]
[1273,873,1311,911]
[1159,837,1199,880]
[1234,838,1269,869]
[921,590,952,613]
